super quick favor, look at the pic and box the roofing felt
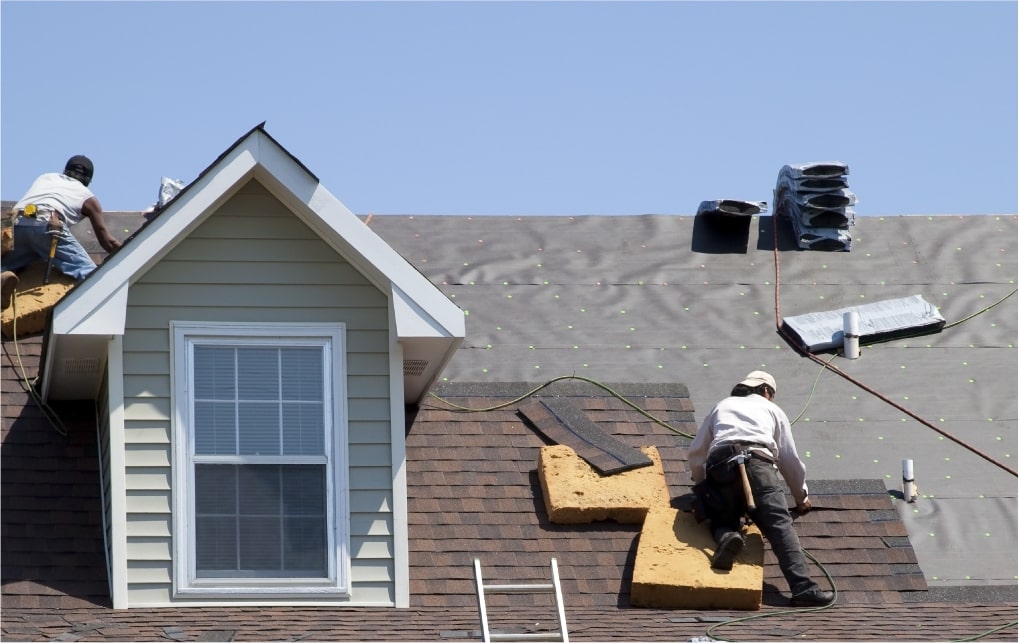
[2,209,1017,641]
[363,213,1018,588]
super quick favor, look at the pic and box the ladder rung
[483,583,555,593]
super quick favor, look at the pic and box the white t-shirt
[13,172,95,226]
[688,393,809,505]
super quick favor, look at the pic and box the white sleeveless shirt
[13,172,95,226]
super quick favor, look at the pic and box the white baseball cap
[739,370,777,392]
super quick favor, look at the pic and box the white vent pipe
[843,310,860,359]
[902,459,918,503]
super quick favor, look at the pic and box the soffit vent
[403,359,429,377]
[63,358,101,376]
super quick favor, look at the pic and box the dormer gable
[42,123,465,404]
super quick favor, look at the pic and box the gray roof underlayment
[30,207,1019,592]
[362,212,1018,589]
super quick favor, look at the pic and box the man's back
[14,172,94,226]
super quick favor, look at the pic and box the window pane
[194,346,235,399]
[196,516,237,575]
[238,404,280,455]
[282,348,323,401]
[240,517,282,570]
[238,466,282,515]
[282,465,325,514]
[238,348,279,400]
[285,517,326,571]
[195,465,236,514]
[194,402,236,455]
[282,402,324,455]
[195,464,327,577]
[280,466,326,575]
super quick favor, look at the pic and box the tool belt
[12,204,58,226]
[706,443,774,485]
[713,442,776,462]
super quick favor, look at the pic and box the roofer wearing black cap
[688,370,835,608]
[1,155,122,308]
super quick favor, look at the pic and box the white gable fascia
[251,149,465,340]
[53,129,463,341]
[52,144,259,335]
[45,126,464,403]
[391,284,462,339]
[51,280,130,336]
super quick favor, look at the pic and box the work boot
[710,531,744,570]
[1,271,17,310]
[790,586,835,607]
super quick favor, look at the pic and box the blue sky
[2,1,1016,216]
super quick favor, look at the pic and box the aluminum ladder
[473,557,569,643]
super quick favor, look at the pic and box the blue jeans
[2,221,97,282]
[703,454,818,595]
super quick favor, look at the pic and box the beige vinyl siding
[121,180,392,606]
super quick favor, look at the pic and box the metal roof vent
[403,359,429,377]
[774,162,856,251]
[62,358,100,375]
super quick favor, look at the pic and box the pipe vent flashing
[782,295,946,353]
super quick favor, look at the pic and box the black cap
[64,155,94,186]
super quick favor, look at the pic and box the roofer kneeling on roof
[1,155,122,309]
[689,370,835,608]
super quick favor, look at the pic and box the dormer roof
[41,123,464,404]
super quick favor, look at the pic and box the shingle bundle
[774,162,856,251]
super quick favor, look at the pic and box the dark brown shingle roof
[3,356,1016,640]
[409,382,930,608]
[2,335,110,610]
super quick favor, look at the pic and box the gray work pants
[708,456,816,595]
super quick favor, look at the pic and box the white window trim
[170,321,350,598]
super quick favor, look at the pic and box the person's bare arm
[82,196,122,253]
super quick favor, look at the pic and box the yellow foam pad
[631,507,764,610]
[2,263,75,338]
[538,444,671,524]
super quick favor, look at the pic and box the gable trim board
[387,305,411,609]
[32,125,466,609]
[106,334,130,609]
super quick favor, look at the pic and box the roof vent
[782,294,945,352]
[62,358,100,375]
[403,359,429,377]
[774,162,856,251]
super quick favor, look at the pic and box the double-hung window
[172,323,348,597]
